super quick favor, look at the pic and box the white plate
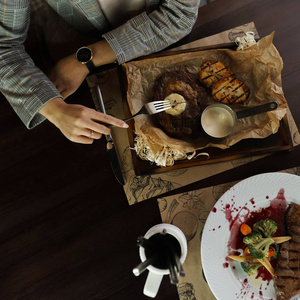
[201,172,300,300]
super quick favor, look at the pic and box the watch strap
[86,60,97,73]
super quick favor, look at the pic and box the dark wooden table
[0,0,299,299]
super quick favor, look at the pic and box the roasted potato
[212,76,250,104]
[199,60,234,88]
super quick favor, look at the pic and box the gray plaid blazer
[0,0,201,128]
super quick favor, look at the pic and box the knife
[95,85,125,185]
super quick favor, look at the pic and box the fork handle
[122,112,140,122]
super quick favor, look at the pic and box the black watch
[76,46,96,73]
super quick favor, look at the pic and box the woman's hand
[48,54,89,100]
[48,40,117,99]
[44,40,121,143]
[39,98,128,144]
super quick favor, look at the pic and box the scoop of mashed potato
[164,93,187,116]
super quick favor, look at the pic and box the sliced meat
[274,203,300,300]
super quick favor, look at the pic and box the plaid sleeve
[0,0,62,129]
[103,0,201,64]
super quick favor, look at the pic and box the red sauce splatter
[223,262,229,268]
[227,250,241,258]
[226,188,287,252]
[212,207,217,213]
[224,188,288,298]
[236,276,252,299]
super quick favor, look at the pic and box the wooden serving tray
[118,46,294,176]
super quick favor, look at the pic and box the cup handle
[143,271,164,298]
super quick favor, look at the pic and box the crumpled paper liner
[123,32,287,160]
[87,23,299,205]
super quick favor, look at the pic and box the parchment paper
[87,23,300,205]
[123,32,287,156]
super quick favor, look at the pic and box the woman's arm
[48,0,201,99]
[48,40,116,99]
[103,0,202,64]
[0,0,61,129]
[0,0,127,144]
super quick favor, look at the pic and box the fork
[123,100,171,122]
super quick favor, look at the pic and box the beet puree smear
[224,188,288,284]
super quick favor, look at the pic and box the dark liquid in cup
[144,233,181,270]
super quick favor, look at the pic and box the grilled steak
[274,203,300,300]
[153,70,209,138]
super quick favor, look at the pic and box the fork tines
[153,100,171,106]
[153,100,171,111]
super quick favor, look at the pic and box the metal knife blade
[95,85,125,185]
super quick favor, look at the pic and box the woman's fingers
[84,129,102,140]
[75,136,95,144]
[88,109,128,129]
[40,99,128,144]
[66,130,101,144]
[60,90,69,99]
[62,106,127,138]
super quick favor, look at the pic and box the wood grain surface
[0,0,299,299]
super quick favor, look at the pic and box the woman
[0,0,201,144]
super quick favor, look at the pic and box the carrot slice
[268,246,276,257]
[240,223,252,235]
[244,246,250,256]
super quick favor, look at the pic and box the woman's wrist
[42,42,117,123]
[87,40,117,67]
[38,97,66,123]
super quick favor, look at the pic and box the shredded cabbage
[235,31,257,51]
[133,133,209,167]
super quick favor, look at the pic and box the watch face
[76,47,93,63]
